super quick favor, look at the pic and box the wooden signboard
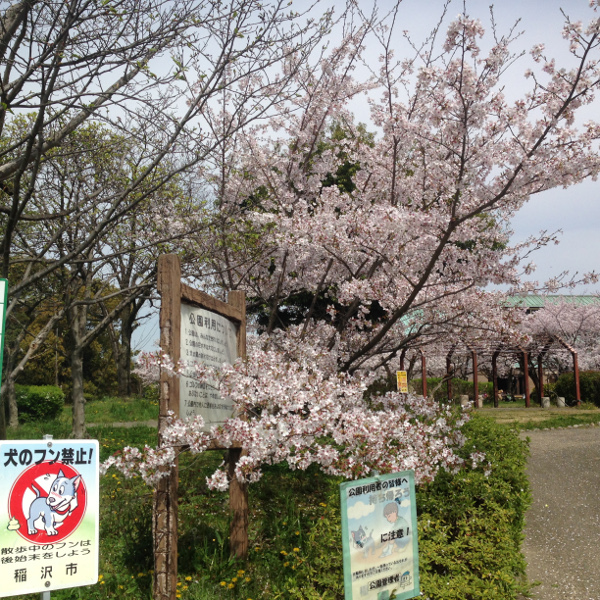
[154,255,247,600]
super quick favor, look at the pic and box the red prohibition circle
[8,461,87,544]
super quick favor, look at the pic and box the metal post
[573,351,581,405]
[420,351,427,398]
[42,435,53,600]
[522,352,530,408]
[538,354,544,405]
[492,351,499,408]
[472,351,479,407]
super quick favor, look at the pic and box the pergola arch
[408,334,581,407]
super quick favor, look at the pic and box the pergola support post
[573,351,581,405]
[472,351,479,407]
[420,350,427,398]
[446,347,455,402]
[537,354,544,406]
[492,351,500,408]
[522,351,530,408]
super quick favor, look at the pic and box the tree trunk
[0,387,6,440]
[117,309,134,397]
[71,346,87,438]
[69,302,88,439]
[6,375,18,428]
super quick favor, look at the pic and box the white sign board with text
[0,440,99,597]
[180,303,238,429]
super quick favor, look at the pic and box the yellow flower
[177,582,182,587]
[232,577,238,583]
[100,581,105,585]
[228,583,235,589]
[237,570,245,576]
[293,548,300,552]
[245,577,251,583]
[220,581,227,587]
[295,531,300,535]
[185,576,192,581]
[284,562,289,567]
[319,502,327,507]
[182,586,188,591]
[98,575,104,581]
[176,595,181,599]
[138,573,144,577]
[280,550,288,556]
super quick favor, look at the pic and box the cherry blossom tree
[523,297,600,375]
[108,3,600,495]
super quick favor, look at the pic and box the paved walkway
[522,426,600,600]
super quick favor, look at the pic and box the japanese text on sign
[180,304,238,428]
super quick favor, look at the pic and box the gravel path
[522,426,600,600]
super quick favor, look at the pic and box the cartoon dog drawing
[351,525,375,557]
[26,470,81,536]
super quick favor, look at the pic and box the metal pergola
[398,334,581,407]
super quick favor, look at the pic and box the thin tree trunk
[71,346,87,438]
[69,302,88,439]
[0,388,6,439]
[6,375,17,428]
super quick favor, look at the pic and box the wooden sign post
[154,254,247,600]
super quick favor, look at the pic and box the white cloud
[347,501,376,520]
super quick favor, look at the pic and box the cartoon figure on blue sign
[380,500,410,558]
[26,469,82,536]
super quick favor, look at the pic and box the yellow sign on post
[396,371,408,393]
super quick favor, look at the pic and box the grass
[479,402,600,430]
[6,399,345,600]
[2,397,546,600]
[56,394,159,426]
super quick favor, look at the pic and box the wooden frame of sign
[154,254,247,600]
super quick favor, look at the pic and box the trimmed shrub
[554,371,600,406]
[417,414,531,599]
[410,377,494,403]
[15,385,65,423]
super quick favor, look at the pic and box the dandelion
[293,547,299,552]
[237,570,245,576]
[280,550,288,556]
[185,576,192,581]
[232,577,238,583]
[319,502,327,507]
[220,581,227,587]
[284,562,289,567]
[245,577,251,583]
[228,583,235,589]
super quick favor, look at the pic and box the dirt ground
[520,426,600,600]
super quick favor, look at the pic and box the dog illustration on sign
[26,469,81,536]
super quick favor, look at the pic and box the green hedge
[555,371,600,406]
[416,414,531,599]
[15,384,65,422]
[410,377,494,402]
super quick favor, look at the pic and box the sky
[350,0,600,294]
[132,0,600,353]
